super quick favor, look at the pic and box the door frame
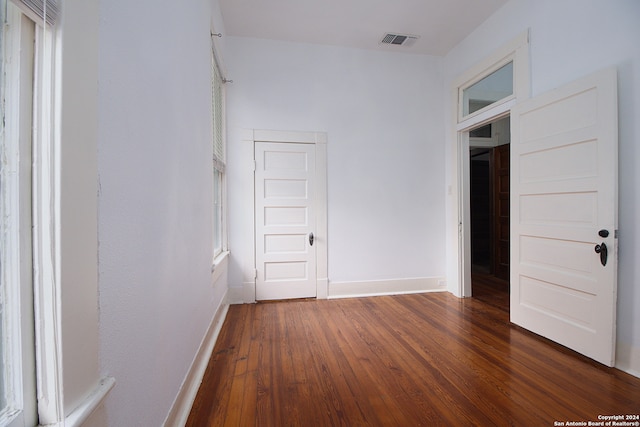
[448,31,530,297]
[240,129,328,303]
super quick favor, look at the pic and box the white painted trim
[31,19,64,425]
[458,131,472,298]
[314,138,328,299]
[238,130,257,303]
[1,7,37,427]
[63,377,115,427]
[244,129,329,302]
[162,293,230,427]
[448,30,530,298]
[616,341,640,379]
[456,100,513,133]
[328,277,446,299]
[316,278,329,300]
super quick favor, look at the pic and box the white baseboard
[163,292,230,427]
[616,340,640,378]
[328,276,446,299]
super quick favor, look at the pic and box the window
[211,37,226,259]
[461,61,514,118]
[4,1,106,426]
[0,2,37,426]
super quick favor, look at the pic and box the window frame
[211,35,227,262]
[4,1,111,426]
[0,3,38,426]
[458,57,515,121]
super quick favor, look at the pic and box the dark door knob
[309,232,314,246]
[594,242,608,266]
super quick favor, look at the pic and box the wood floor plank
[308,300,379,425]
[186,288,640,426]
[224,303,257,426]
[341,297,482,426]
[373,295,525,426]
[322,299,423,425]
[187,304,244,426]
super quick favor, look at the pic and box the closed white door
[510,68,618,366]
[255,142,317,300]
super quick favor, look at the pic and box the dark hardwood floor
[187,283,640,426]
[471,271,510,312]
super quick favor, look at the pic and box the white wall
[97,0,229,425]
[443,0,640,374]
[225,37,447,294]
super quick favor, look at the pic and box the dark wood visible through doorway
[472,271,509,312]
[492,143,510,281]
[470,143,510,283]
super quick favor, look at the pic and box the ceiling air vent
[380,33,420,47]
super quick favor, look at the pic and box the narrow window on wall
[211,38,226,259]
[0,2,39,426]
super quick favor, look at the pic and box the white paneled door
[510,68,618,366]
[255,142,317,300]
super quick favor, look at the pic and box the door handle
[594,242,608,266]
[309,232,314,246]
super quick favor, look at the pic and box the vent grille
[380,33,419,47]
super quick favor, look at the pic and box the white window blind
[10,0,58,26]
[211,47,224,172]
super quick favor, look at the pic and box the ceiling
[218,0,508,56]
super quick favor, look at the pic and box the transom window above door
[460,60,514,119]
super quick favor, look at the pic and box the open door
[510,68,618,366]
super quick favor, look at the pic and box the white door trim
[448,30,530,297]
[240,129,328,302]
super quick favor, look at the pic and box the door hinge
[615,229,619,239]
[252,160,256,172]
[254,269,258,279]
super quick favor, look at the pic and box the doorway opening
[469,116,510,311]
